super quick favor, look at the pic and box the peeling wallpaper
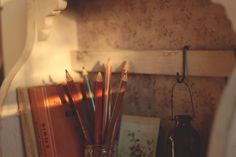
[67,0,235,156]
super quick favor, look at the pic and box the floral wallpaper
[73,0,236,50]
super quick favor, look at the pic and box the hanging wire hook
[171,81,195,120]
[176,45,190,83]
[171,45,195,120]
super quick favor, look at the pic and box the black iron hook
[176,46,190,83]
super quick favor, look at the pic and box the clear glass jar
[84,145,115,157]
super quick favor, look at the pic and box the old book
[17,84,84,157]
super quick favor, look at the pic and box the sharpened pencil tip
[65,70,73,81]
[120,62,128,81]
[107,58,112,65]
[121,61,128,77]
[82,67,88,76]
[123,61,128,71]
[96,72,103,82]
[121,73,128,82]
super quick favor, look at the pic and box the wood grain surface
[71,50,235,77]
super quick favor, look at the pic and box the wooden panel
[71,50,235,77]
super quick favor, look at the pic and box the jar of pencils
[84,145,116,157]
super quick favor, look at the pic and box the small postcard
[117,115,161,157]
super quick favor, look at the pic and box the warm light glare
[1,104,19,118]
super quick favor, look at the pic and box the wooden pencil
[80,80,95,126]
[94,72,104,145]
[82,67,96,111]
[102,59,112,142]
[105,62,128,148]
[108,88,113,121]
[78,81,94,140]
[65,70,92,144]
[121,61,128,78]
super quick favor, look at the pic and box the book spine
[28,87,57,157]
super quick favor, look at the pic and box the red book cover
[17,84,84,157]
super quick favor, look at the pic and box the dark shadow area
[0,66,4,85]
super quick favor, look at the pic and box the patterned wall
[68,0,236,156]
[74,0,236,50]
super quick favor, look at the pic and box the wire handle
[171,81,195,120]
[171,45,195,120]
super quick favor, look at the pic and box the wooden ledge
[71,50,235,77]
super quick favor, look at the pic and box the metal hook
[176,46,190,83]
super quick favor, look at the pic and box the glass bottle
[167,115,200,157]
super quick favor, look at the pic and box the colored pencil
[79,81,94,140]
[94,72,104,145]
[121,61,128,78]
[82,67,96,111]
[105,62,128,148]
[108,88,113,121]
[102,59,112,142]
[80,80,95,125]
[65,70,92,144]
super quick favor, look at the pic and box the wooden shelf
[71,50,235,77]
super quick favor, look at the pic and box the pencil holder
[84,145,116,157]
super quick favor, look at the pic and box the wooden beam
[71,50,235,77]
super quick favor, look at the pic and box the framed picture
[117,115,161,157]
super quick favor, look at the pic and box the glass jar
[167,115,200,157]
[84,145,115,157]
